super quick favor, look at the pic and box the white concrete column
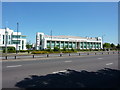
[55,41,56,47]
[68,42,69,49]
[44,39,47,49]
[59,41,61,49]
[76,42,77,49]
[63,41,65,48]
[92,42,94,49]
[95,43,97,49]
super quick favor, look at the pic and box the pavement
[2,53,119,88]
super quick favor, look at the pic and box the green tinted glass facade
[12,40,20,44]
[46,41,101,49]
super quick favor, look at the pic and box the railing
[1,51,119,60]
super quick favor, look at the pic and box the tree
[110,43,116,49]
[26,41,32,50]
[103,43,111,49]
[26,44,32,50]
[116,44,120,50]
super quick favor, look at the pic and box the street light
[5,27,8,56]
[16,22,19,54]
[102,34,106,49]
[102,34,105,44]
[50,30,52,50]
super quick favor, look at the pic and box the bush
[19,50,28,52]
[3,47,16,53]
[8,50,16,53]
[62,47,67,51]
[62,50,77,53]
[53,47,60,51]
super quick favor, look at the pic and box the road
[2,54,119,88]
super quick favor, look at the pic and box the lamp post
[16,22,19,54]
[102,34,105,50]
[50,30,52,50]
[5,27,8,56]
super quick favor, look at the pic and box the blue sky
[2,2,118,44]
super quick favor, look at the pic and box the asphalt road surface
[2,54,119,88]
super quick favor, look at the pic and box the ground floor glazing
[46,41,102,49]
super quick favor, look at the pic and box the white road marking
[98,58,103,59]
[53,70,67,74]
[64,61,72,63]
[6,65,22,68]
[106,63,113,66]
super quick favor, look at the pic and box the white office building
[36,32,103,50]
[0,28,27,50]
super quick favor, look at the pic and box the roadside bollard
[113,52,114,54]
[15,56,16,59]
[47,54,49,57]
[102,52,103,54]
[79,53,80,56]
[108,52,109,54]
[69,53,71,56]
[33,55,34,58]
[5,56,7,60]
[95,53,96,55]
[60,53,62,57]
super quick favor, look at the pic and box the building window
[47,41,50,48]
[80,42,83,48]
[69,42,72,48]
[12,35,21,38]
[73,42,76,48]
[40,34,42,45]
[61,42,64,48]
[12,40,20,44]
[56,41,60,47]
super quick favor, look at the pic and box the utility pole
[16,22,19,54]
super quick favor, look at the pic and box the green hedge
[31,50,78,54]
[31,51,49,54]
[62,51,77,53]
[19,50,28,52]
[3,47,16,53]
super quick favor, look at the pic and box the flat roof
[44,35,98,40]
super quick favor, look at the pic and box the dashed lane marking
[53,70,67,74]
[106,63,113,66]
[64,61,72,63]
[6,65,22,68]
[98,58,103,59]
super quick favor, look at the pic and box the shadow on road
[15,68,120,88]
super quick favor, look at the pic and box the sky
[2,2,118,44]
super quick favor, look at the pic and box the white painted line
[106,63,113,66]
[6,65,22,68]
[64,61,72,63]
[98,58,103,59]
[53,70,67,74]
